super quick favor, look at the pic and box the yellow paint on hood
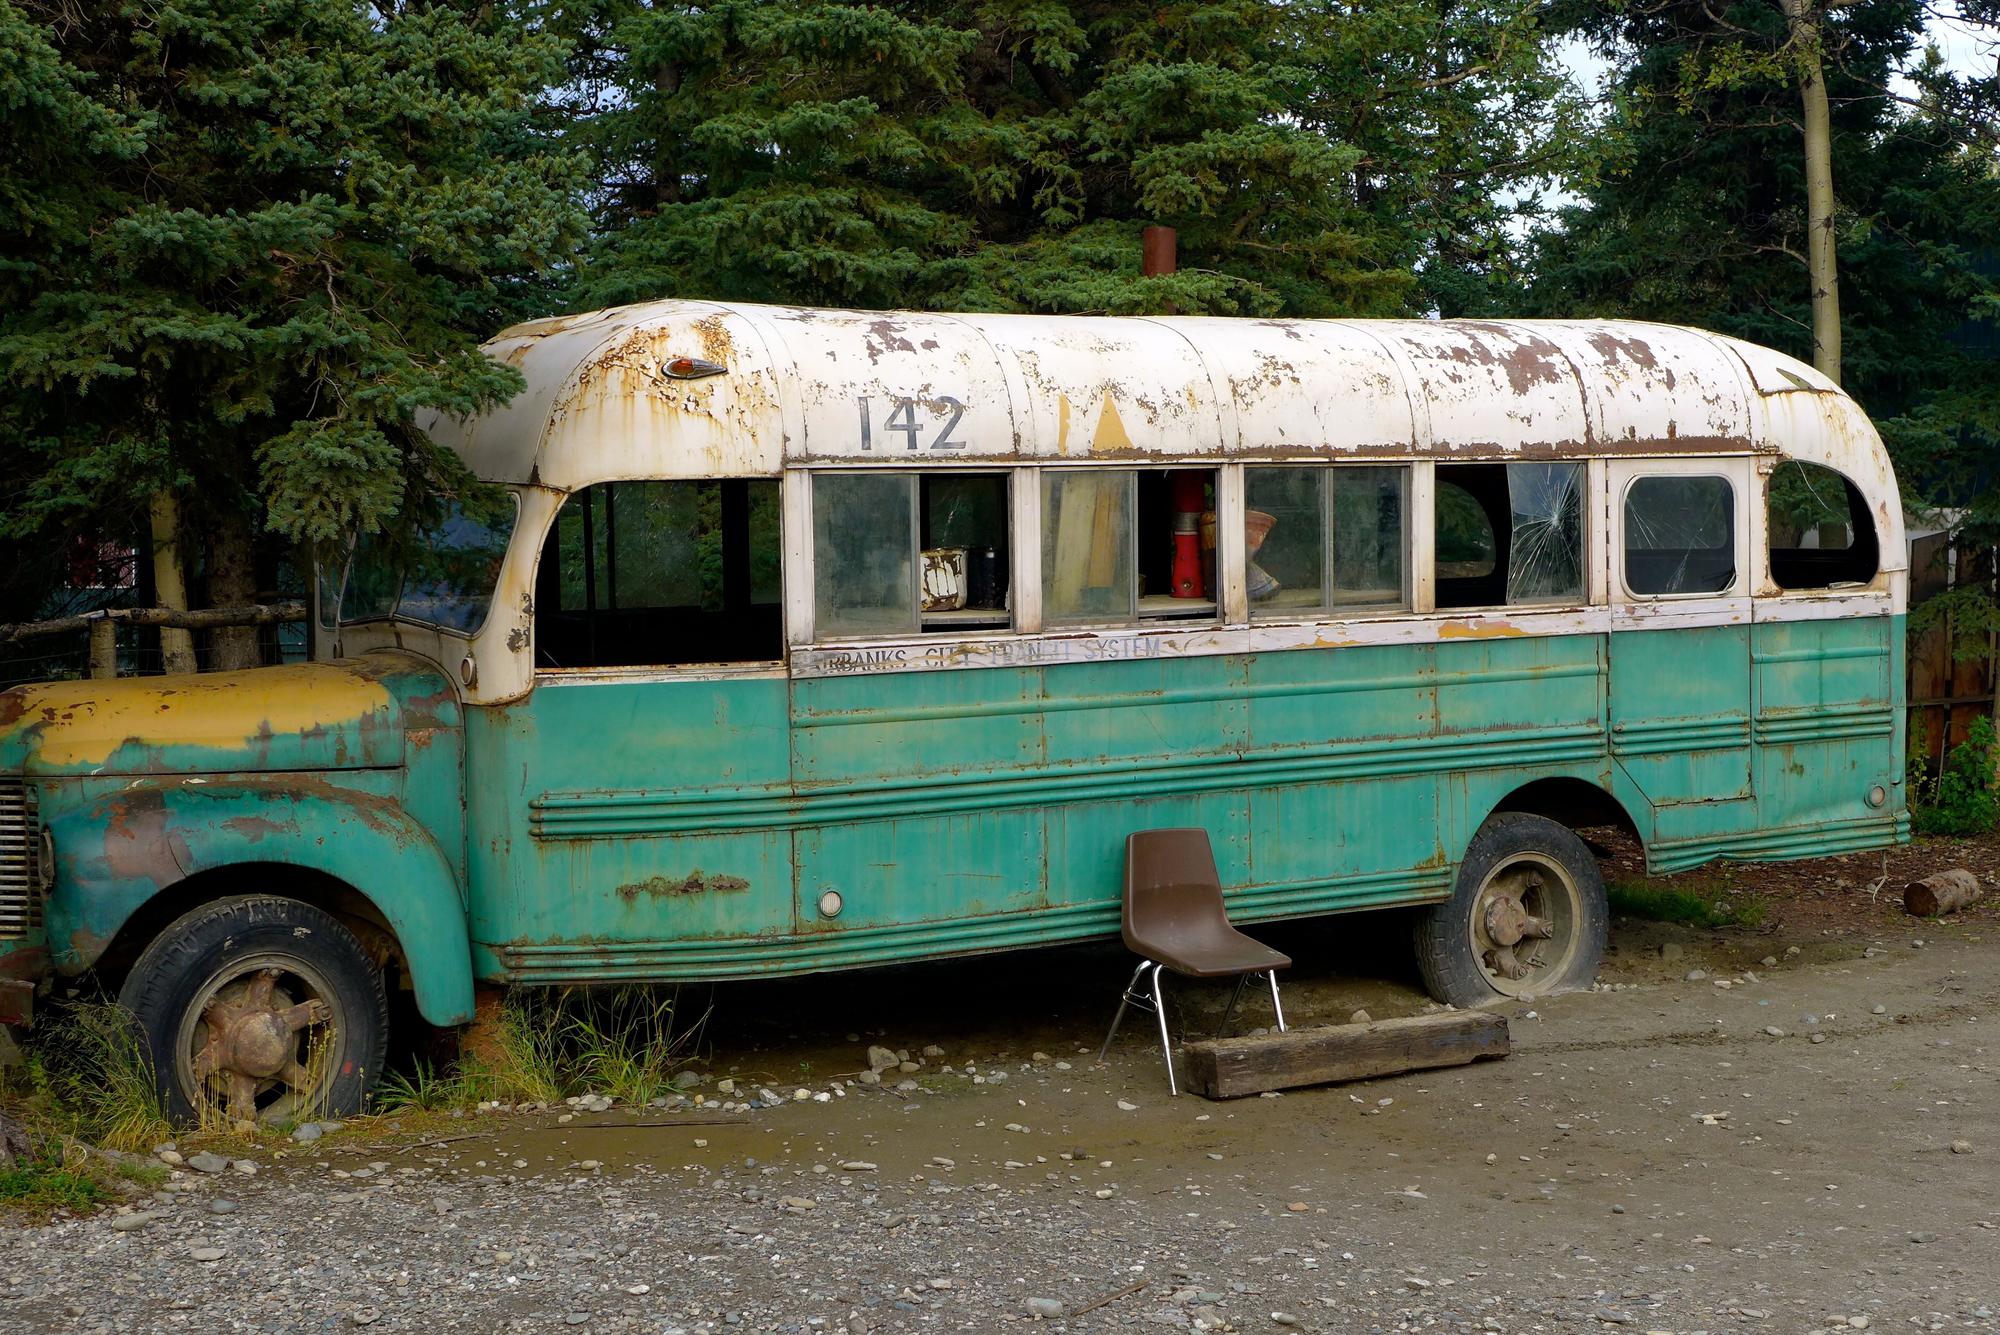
[7,661,397,768]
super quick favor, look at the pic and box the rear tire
[119,895,388,1127]
[1414,813,1607,1007]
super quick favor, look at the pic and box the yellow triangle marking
[1092,391,1135,452]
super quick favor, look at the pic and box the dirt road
[3,903,1995,1334]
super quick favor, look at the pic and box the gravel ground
[3,908,1996,1335]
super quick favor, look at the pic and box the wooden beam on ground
[1183,1010,1510,1100]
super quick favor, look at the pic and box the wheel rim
[1467,851,1583,997]
[171,952,345,1128]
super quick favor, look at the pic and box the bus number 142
[857,395,968,451]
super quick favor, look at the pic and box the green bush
[1910,716,2000,836]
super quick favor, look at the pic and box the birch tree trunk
[148,493,198,675]
[1780,0,1841,384]
[205,509,263,671]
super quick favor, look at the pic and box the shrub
[1910,716,2000,836]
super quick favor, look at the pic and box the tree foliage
[1531,0,2000,552]
[0,0,588,565]
[570,0,1590,318]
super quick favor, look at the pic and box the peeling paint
[615,871,751,901]
[1,661,396,770]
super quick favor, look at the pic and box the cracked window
[1435,462,1585,608]
[1623,475,1736,596]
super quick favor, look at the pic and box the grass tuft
[1609,878,1767,929]
[0,1158,111,1214]
[378,985,707,1113]
[19,1002,173,1153]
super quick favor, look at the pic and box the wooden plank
[1183,1011,1510,1100]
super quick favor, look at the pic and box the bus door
[1605,458,1757,848]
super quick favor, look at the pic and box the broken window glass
[814,473,918,638]
[1504,462,1585,604]
[1623,475,1735,596]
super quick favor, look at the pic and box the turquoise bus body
[0,307,1912,1036]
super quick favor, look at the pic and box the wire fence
[0,607,310,691]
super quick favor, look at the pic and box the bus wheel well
[1489,778,1641,844]
[88,865,407,996]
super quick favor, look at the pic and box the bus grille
[0,780,40,940]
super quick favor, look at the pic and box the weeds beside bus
[0,305,1907,1122]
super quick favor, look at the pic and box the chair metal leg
[1151,962,1178,1096]
[1267,969,1287,1033]
[1098,959,1151,1063]
[1216,973,1250,1037]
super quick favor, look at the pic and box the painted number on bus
[857,395,967,451]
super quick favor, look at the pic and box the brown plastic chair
[1097,829,1290,1094]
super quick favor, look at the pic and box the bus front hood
[0,655,456,778]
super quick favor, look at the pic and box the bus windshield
[335,493,518,636]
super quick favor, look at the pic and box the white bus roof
[430,300,1897,530]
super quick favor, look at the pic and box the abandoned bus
[0,303,1906,1120]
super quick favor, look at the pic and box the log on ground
[1903,868,1985,917]
[1183,1010,1510,1100]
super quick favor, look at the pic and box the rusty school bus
[0,304,1907,1121]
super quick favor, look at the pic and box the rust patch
[691,313,735,364]
[220,813,297,843]
[102,788,193,888]
[1438,620,1526,640]
[863,318,917,365]
[617,872,751,902]
[1421,322,1573,396]
[1585,330,1659,371]
[0,944,51,986]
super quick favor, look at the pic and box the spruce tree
[571,0,1587,318]
[0,0,588,653]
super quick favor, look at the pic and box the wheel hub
[213,1008,293,1078]
[187,966,331,1124]
[1477,869,1561,985]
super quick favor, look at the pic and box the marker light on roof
[663,356,727,380]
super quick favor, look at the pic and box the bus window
[921,473,1010,630]
[1044,469,1219,626]
[1136,469,1217,620]
[1246,466,1408,616]
[1435,462,1584,609]
[1246,468,1324,614]
[814,473,919,638]
[1767,460,1878,589]
[1333,467,1407,608]
[1623,475,1736,596]
[1044,470,1134,626]
[534,479,782,668]
[813,472,1012,638]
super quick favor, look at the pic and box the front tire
[1414,813,1608,1007]
[119,896,389,1127]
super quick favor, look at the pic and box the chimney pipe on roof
[1142,225,1177,277]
